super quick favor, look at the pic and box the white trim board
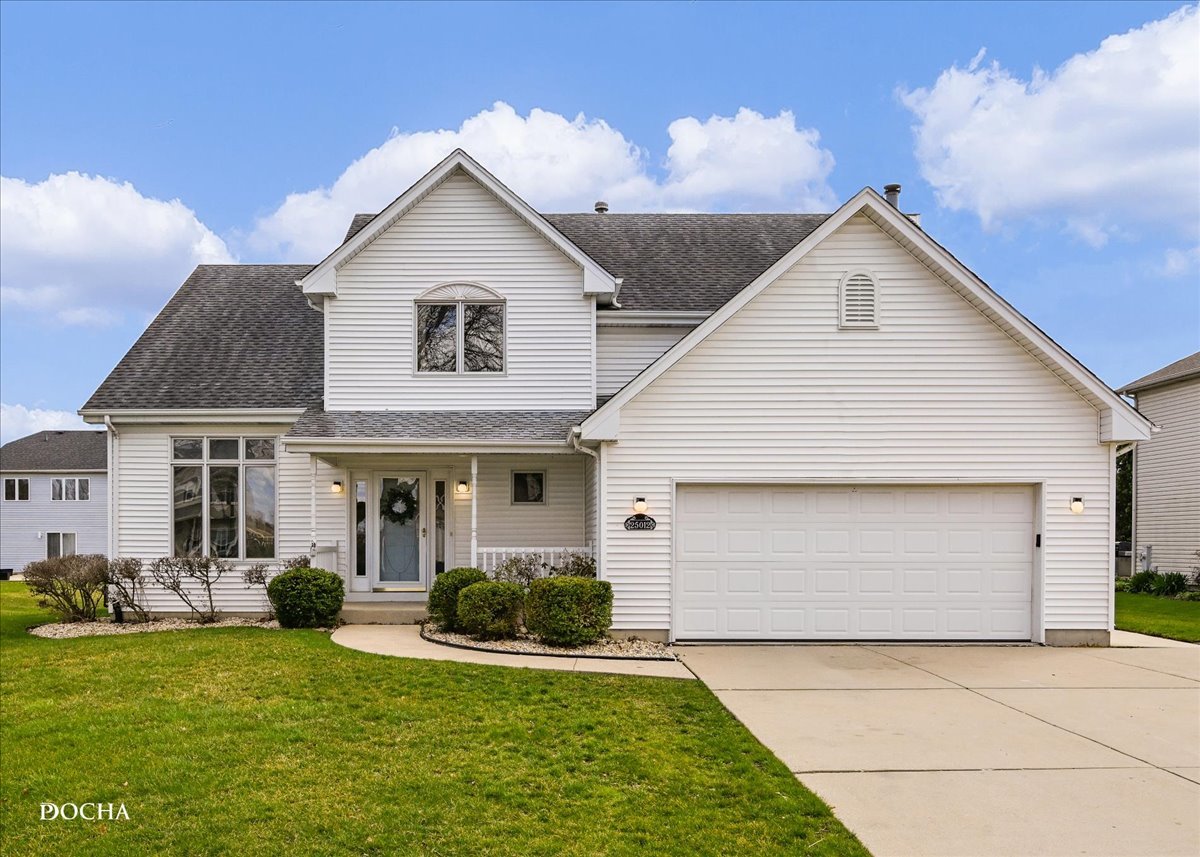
[579,187,1153,443]
[297,149,618,299]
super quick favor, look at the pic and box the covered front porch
[282,410,598,609]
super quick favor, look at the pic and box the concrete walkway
[331,624,694,679]
[681,638,1200,857]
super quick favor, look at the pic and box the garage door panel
[674,484,1034,641]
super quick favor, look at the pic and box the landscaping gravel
[29,617,285,639]
[423,624,676,660]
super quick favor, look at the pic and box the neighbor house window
[46,532,77,559]
[512,471,546,505]
[171,437,277,559]
[51,477,90,501]
[3,478,30,501]
[415,284,505,374]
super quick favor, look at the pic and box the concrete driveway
[681,640,1200,857]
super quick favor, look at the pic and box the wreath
[381,482,419,526]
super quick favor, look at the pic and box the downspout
[569,427,602,577]
[104,416,119,559]
[309,456,317,555]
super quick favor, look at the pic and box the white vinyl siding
[0,472,107,572]
[596,325,692,397]
[601,214,1111,635]
[112,422,347,614]
[325,171,595,410]
[1133,378,1200,575]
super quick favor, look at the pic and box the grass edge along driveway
[0,582,867,857]
[1115,591,1200,643]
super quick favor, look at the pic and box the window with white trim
[3,478,29,501]
[46,532,77,559]
[171,436,277,559]
[51,477,90,501]
[839,270,879,329]
[415,283,505,374]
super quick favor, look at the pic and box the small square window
[209,438,239,460]
[512,471,546,504]
[244,438,276,460]
[173,438,203,460]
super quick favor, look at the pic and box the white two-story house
[0,430,108,574]
[82,150,1151,644]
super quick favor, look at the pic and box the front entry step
[340,603,428,625]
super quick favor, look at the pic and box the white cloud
[1160,245,1200,276]
[0,403,89,444]
[899,5,1200,242]
[0,172,234,326]
[248,102,836,261]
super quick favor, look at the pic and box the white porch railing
[476,546,593,576]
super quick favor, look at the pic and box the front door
[374,473,426,591]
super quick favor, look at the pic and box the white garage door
[674,484,1034,641]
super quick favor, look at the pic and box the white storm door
[373,473,427,591]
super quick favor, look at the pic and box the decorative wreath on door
[380,482,419,526]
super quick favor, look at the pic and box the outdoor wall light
[331,481,344,495]
[633,497,649,514]
[455,480,472,495]
[1069,497,1085,515]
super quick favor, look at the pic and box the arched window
[838,270,879,329]
[415,283,506,374]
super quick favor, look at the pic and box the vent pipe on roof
[883,184,901,208]
[594,200,609,214]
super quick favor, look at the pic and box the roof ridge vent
[594,200,609,214]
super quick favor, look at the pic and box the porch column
[470,455,478,567]
[309,455,317,554]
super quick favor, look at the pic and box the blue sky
[1,1,1197,442]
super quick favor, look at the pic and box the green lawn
[0,582,866,856]
[1115,592,1200,643]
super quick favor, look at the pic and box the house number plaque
[624,514,657,531]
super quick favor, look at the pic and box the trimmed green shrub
[525,576,613,647]
[1152,572,1188,597]
[428,567,487,631]
[457,581,524,640]
[1128,570,1157,594]
[267,567,344,628]
[1114,577,1130,592]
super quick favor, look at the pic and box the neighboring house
[0,431,108,574]
[81,150,1151,644]
[1119,351,1200,578]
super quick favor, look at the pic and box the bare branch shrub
[104,558,151,623]
[147,556,230,623]
[491,554,546,588]
[23,555,107,622]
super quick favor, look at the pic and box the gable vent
[839,271,879,329]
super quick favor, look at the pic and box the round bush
[525,576,613,647]
[266,567,344,628]
[457,581,524,640]
[427,567,487,631]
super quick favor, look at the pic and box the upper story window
[415,283,505,374]
[3,478,30,501]
[171,436,277,560]
[839,270,879,329]
[51,477,90,501]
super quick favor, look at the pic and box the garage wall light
[632,497,648,514]
[1069,497,1085,515]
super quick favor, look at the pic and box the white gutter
[569,427,603,578]
[104,416,119,559]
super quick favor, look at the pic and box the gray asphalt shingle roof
[0,431,107,472]
[286,408,591,442]
[84,265,322,411]
[90,210,830,411]
[1119,350,1200,394]
[345,211,829,312]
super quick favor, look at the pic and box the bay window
[171,436,276,559]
